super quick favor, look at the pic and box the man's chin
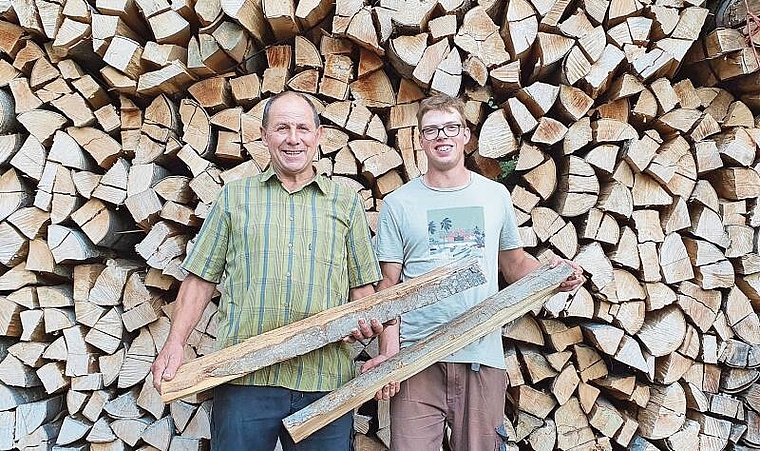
[430,154,462,165]
[285,164,308,173]
[428,160,461,172]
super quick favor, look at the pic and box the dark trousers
[212,384,353,451]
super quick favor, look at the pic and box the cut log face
[478,109,518,159]
[637,382,687,440]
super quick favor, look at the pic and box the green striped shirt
[182,167,381,391]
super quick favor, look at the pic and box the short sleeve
[500,190,523,251]
[345,193,382,288]
[375,198,404,263]
[182,187,231,283]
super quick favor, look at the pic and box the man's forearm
[349,284,375,301]
[500,250,541,284]
[376,276,398,292]
[165,274,217,346]
[377,322,400,355]
[376,276,401,355]
[508,256,540,283]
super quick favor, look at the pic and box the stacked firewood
[0,0,758,449]
[683,21,760,114]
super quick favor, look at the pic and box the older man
[364,94,585,451]
[152,91,383,450]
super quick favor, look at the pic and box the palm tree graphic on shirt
[439,217,452,241]
[428,221,437,243]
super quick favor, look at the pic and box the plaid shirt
[182,167,381,391]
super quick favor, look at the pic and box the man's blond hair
[416,94,467,129]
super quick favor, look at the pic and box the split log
[282,262,573,442]
[161,258,487,402]
[637,383,687,439]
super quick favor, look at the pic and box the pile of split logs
[0,0,759,448]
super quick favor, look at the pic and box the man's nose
[286,127,299,143]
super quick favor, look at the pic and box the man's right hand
[360,352,400,401]
[151,340,185,391]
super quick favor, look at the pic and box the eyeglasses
[420,124,463,141]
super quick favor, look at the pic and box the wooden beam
[282,262,573,443]
[160,257,487,402]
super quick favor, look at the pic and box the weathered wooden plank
[282,262,573,442]
[160,257,487,402]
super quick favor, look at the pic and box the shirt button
[289,216,294,221]
[286,272,291,277]
[288,243,293,248]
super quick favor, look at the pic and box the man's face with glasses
[419,108,470,173]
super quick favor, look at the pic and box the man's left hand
[342,318,395,343]
[551,258,585,292]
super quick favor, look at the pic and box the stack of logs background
[0,0,759,448]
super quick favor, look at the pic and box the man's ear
[260,126,267,146]
[463,126,471,144]
[315,125,323,142]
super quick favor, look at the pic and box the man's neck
[276,167,317,193]
[423,166,471,188]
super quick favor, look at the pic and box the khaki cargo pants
[390,362,506,451]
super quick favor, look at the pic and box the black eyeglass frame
[420,123,464,141]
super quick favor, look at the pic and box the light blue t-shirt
[375,172,523,369]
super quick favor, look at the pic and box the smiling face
[419,107,470,174]
[260,93,322,184]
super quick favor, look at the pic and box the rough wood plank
[160,258,487,402]
[283,262,573,442]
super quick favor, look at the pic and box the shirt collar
[261,165,329,194]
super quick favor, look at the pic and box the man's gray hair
[261,91,321,129]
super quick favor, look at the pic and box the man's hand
[151,340,185,390]
[360,352,401,400]
[342,318,397,343]
[551,258,585,292]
